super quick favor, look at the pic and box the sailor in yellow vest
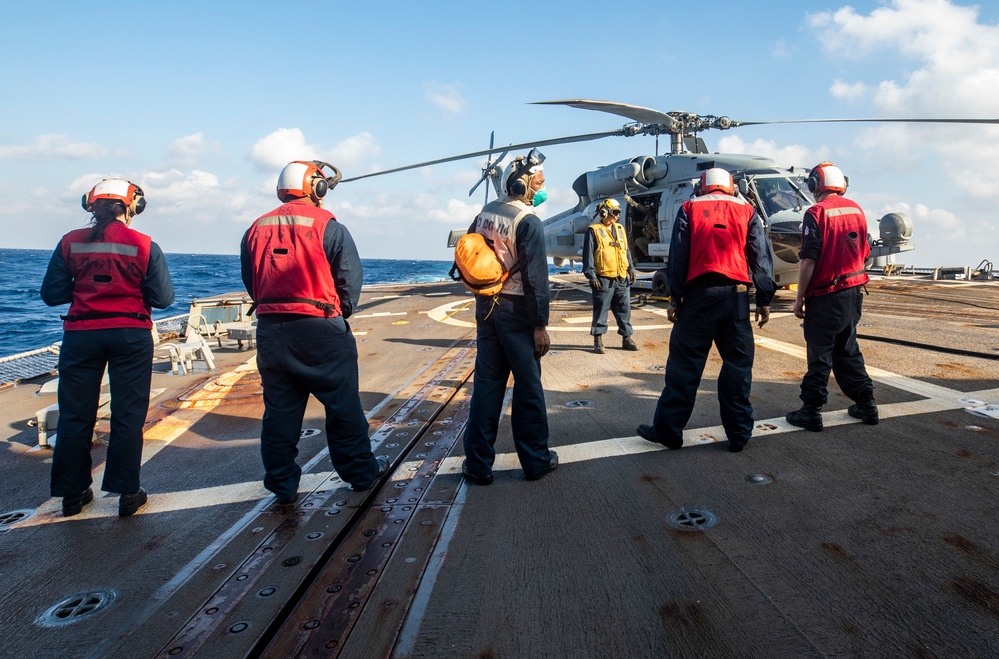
[583,198,639,353]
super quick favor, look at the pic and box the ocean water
[0,249,455,359]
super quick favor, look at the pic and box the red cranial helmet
[698,168,734,196]
[82,178,146,215]
[806,162,847,195]
[277,161,329,201]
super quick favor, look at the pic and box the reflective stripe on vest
[588,222,631,279]
[805,196,871,297]
[474,198,532,296]
[246,201,343,318]
[683,194,753,285]
[60,222,153,331]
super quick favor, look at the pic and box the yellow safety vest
[589,222,631,279]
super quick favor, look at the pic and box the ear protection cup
[312,176,328,199]
[598,208,608,218]
[130,184,146,215]
[82,178,145,215]
[509,177,527,197]
[806,163,847,195]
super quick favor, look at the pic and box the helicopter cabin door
[651,182,696,260]
[626,193,661,266]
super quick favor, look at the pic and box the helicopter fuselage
[543,152,913,291]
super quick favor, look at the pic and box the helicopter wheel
[651,270,669,299]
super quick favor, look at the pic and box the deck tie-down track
[100,341,477,658]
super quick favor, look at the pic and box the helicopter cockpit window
[754,177,812,218]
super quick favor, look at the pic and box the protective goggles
[525,148,546,173]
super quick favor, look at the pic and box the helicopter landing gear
[651,269,669,299]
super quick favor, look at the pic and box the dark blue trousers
[256,315,379,498]
[590,276,633,336]
[51,328,153,497]
[800,286,874,405]
[652,284,755,446]
[463,295,552,478]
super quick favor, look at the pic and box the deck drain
[666,508,718,531]
[36,589,117,627]
[0,509,34,531]
[300,428,320,439]
[746,473,772,485]
[565,400,594,408]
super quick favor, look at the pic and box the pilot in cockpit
[756,179,799,216]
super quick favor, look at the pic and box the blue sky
[2,0,998,268]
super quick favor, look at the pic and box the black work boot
[848,398,879,425]
[119,488,148,517]
[593,335,605,354]
[786,404,823,432]
[62,488,94,517]
[622,335,639,351]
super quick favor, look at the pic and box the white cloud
[330,132,381,169]
[248,128,320,171]
[424,82,467,115]
[0,134,110,160]
[169,133,215,162]
[878,201,961,234]
[771,39,792,58]
[715,135,824,169]
[248,129,382,174]
[808,0,999,117]
[830,79,869,101]
[803,0,999,266]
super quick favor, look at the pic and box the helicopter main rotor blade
[532,99,679,129]
[341,129,631,183]
[733,117,999,127]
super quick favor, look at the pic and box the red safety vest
[805,195,870,297]
[245,200,342,317]
[683,193,753,284]
[60,221,152,330]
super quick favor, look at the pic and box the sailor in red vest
[637,168,774,452]
[41,178,175,517]
[786,162,878,431]
[241,161,387,503]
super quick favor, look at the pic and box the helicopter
[342,100,999,295]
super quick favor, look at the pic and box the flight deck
[0,276,997,657]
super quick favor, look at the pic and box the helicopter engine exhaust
[585,156,668,199]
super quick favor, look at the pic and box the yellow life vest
[589,221,631,279]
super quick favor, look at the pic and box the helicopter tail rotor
[468,131,509,204]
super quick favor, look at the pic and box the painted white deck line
[429,299,674,331]
[352,311,408,318]
[24,312,996,523]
